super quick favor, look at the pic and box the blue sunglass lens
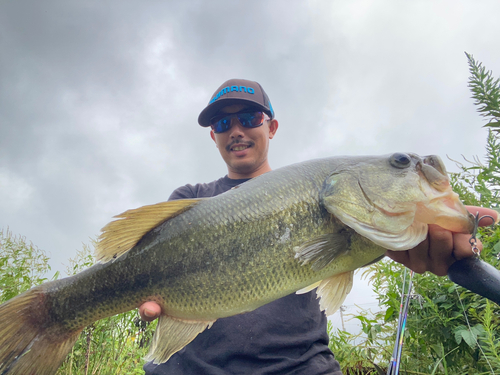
[216,118,231,133]
[238,112,265,127]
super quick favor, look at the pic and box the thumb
[139,301,161,321]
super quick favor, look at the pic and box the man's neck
[227,163,272,180]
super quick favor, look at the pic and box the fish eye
[389,153,411,169]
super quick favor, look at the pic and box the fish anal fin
[146,315,215,364]
[316,271,354,316]
[294,233,350,271]
[96,199,203,262]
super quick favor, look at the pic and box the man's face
[210,104,278,178]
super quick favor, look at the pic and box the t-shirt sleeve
[168,184,196,200]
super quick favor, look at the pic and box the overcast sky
[1,1,500,309]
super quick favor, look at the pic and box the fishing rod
[386,269,414,375]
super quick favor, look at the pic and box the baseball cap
[198,79,275,127]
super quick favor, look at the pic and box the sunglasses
[210,110,268,134]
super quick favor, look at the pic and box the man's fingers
[389,240,430,274]
[385,249,409,267]
[139,301,162,322]
[452,232,482,260]
[424,224,455,276]
[385,238,429,274]
[466,206,499,226]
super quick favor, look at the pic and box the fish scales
[134,159,378,319]
[0,153,477,374]
[40,159,373,326]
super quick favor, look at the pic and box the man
[142,79,496,374]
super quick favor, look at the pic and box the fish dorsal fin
[96,199,203,262]
[316,271,354,316]
[145,315,215,364]
[294,233,350,271]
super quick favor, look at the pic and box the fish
[0,152,477,375]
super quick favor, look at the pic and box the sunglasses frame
[210,110,269,134]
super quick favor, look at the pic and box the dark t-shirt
[143,176,342,375]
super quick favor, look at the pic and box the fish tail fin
[0,287,82,375]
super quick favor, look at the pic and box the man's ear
[210,129,218,147]
[268,119,279,139]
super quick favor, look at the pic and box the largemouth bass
[0,153,476,374]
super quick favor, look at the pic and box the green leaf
[431,343,444,357]
[384,306,394,322]
[454,325,467,345]
[493,240,500,253]
[471,324,486,336]
[433,295,447,304]
[461,330,477,348]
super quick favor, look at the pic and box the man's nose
[228,116,245,137]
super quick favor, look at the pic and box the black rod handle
[448,257,500,305]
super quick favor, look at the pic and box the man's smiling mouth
[232,145,249,151]
[226,141,254,152]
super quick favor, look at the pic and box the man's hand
[386,206,498,276]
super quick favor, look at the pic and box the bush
[0,230,156,374]
[0,228,57,303]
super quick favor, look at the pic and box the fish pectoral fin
[96,199,204,262]
[294,233,350,271]
[316,271,354,316]
[145,315,215,364]
[296,281,321,294]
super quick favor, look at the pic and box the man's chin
[228,161,259,175]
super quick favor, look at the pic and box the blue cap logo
[209,85,255,104]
